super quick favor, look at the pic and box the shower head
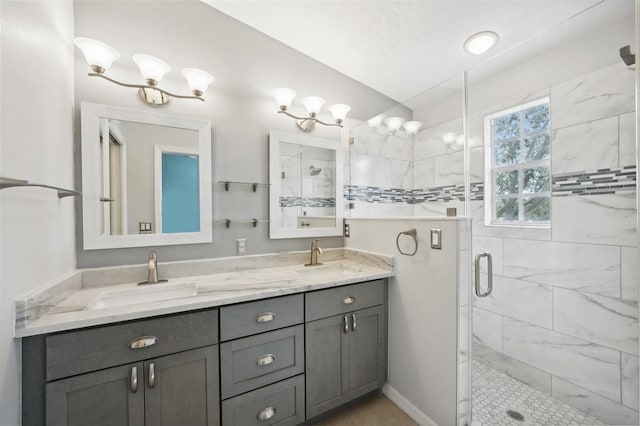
[309,166,322,176]
[620,45,636,70]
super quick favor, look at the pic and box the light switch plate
[430,229,442,249]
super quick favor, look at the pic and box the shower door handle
[474,252,493,297]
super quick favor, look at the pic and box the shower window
[484,97,551,227]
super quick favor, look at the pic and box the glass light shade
[403,121,423,135]
[463,31,499,55]
[455,134,466,146]
[367,114,386,128]
[327,104,351,123]
[442,132,457,144]
[384,116,406,132]
[182,68,214,95]
[133,54,171,84]
[272,88,297,110]
[73,37,120,72]
[301,96,325,115]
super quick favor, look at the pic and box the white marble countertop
[14,248,394,337]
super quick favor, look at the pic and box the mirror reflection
[279,142,336,229]
[81,102,212,250]
[269,130,343,239]
[100,120,200,235]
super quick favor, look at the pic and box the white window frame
[483,97,551,228]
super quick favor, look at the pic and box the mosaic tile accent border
[280,197,335,207]
[345,186,412,203]
[552,166,636,197]
[344,166,636,204]
[345,183,484,204]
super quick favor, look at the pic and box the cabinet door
[348,305,386,400]
[305,314,349,418]
[145,345,220,426]
[46,362,144,426]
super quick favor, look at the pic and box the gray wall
[0,2,77,424]
[74,1,398,268]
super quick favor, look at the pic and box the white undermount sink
[88,282,198,310]
[296,263,363,275]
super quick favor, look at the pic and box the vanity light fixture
[272,88,351,132]
[74,37,214,105]
[463,31,499,55]
[367,115,423,136]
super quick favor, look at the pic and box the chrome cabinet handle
[130,366,138,393]
[129,336,158,349]
[351,313,357,332]
[257,353,275,366]
[256,312,275,323]
[257,406,276,421]
[148,362,155,388]
[342,296,356,305]
[474,252,493,298]
[343,315,349,334]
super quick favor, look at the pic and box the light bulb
[384,117,405,132]
[455,135,466,146]
[442,132,457,144]
[463,31,499,55]
[327,104,351,124]
[403,121,423,135]
[367,114,386,128]
[133,54,171,86]
[301,96,325,117]
[272,88,297,111]
[181,68,214,97]
[73,37,120,73]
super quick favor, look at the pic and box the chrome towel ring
[396,228,418,256]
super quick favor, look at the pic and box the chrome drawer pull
[148,362,156,388]
[351,313,357,332]
[342,296,356,305]
[129,336,158,349]
[344,315,349,334]
[130,366,138,393]
[256,312,275,323]
[257,406,276,421]
[257,353,275,366]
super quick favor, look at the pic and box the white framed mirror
[81,102,212,249]
[269,130,344,239]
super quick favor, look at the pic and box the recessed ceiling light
[463,31,499,55]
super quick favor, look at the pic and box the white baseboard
[382,383,438,426]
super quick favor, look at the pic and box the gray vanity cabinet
[46,362,145,426]
[46,346,220,426]
[144,346,219,426]
[305,280,387,419]
[24,309,220,426]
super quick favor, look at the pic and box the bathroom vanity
[17,249,392,426]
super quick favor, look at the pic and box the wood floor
[310,394,417,426]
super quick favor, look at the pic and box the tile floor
[472,360,605,426]
[312,394,417,426]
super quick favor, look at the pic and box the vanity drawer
[305,280,385,322]
[220,294,303,341]
[221,374,305,426]
[46,309,218,381]
[220,325,304,399]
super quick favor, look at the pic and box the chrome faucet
[138,250,167,285]
[305,240,324,267]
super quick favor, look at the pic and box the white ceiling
[202,0,630,103]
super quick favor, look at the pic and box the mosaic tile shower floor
[472,360,605,426]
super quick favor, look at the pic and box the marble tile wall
[464,63,639,424]
[346,62,637,423]
[347,124,414,217]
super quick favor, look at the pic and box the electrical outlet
[237,238,247,256]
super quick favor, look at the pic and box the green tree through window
[484,98,551,226]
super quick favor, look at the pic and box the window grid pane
[490,99,550,226]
